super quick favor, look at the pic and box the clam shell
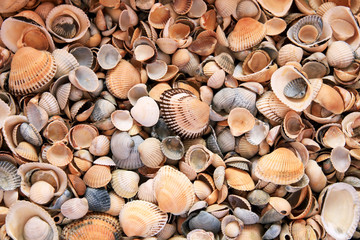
[83,165,112,188]
[29,180,55,204]
[146,60,168,80]
[127,83,149,106]
[0,16,55,53]
[43,118,69,143]
[46,142,73,167]
[228,17,266,51]
[68,66,99,92]
[19,122,42,147]
[105,191,125,216]
[97,44,121,70]
[330,146,351,173]
[305,160,327,193]
[39,92,60,117]
[320,183,360,240]
[89,135,110,156]
[0,161,21,191]
[52,49,79,78]
[61,213,121,240]
[15,141,38,162]
[265,17,287,36]
[233,208,259,225]
[245,119,269,145]
[69,124,99,150]
[225,167,255,191]
[70,47,94,68]
[111,110,133,131]
[257,0,292,17]
[314,83,344,114]
[8,47,56,96]
[153,165,195,215]
[185,144,213,173]
[277,44,303,67]
[119,200,168,237]
[160,88,210,139]
[84,187,111,212]
[90,99,115,122]
[326,41,354,69]
[148,3,171,29]
[46,4,90,43]
[112,134,144,170]
[228,107,255,137]
[111,169,139,198]
[138,179,157,204]
[138,137,165,168]
[221,215,244,240]
[6,201,58,240]
[161,136,185,160]
[106,60,141,99]
[256,91,291,123]
[187,210,221,234]
[131,96,160,127]
[255,148,304,185]
[61,198,88,220]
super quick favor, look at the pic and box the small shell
[46,142,73,167]
[131,96,160,127]
[69,124,99,150]
[0,161,21,191]
[138,137,165,168]
[161,136,185,160]
[15,141,38,162]
[111,169,140,198]
[97,44,121,70]
[89,135,110,156]
[326,41,354,69]
[330,146,351,173]
[146,60,168,80]
[68,66,99,92]
[277,44,304,67]
[257,0,293,17]
[228,108,255,137]
[52,49,79,78]
[84,187,111,212]
[185,144,213,173]
[148,3,171,29]
[29,180,55,204]
[83,165,112,188]
[265,17,287,36]
[61,198,88,220]
[119,200,168,237]
[225,167,255,191]
[127,83,149,106]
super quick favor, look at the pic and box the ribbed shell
[61,213,121,240]
[159,88,210,139]
[119,200,168,237]
[153,165,195,215]
[52,49,79,78]
[138,137,165,168]
[255,148,304,185]
[84,187,111,212]
[106,60,141,99]
[0,161,21,191]
[8,47,56,96]
[61,198,89,220]
[256,91,291,123]
[39,92,60,117]
[228,17,266,51]
[225,168,255,191]
[83,165,112,188]
[111,169,139,198]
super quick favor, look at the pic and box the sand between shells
[0,0,360,239]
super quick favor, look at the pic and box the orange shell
[83,165,112,188]
[225,167,255,191]
[255,147,304,185]
[8,47,56,96]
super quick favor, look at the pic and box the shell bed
[0,0,360,239]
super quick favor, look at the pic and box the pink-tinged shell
[46,142,73,167]
[257,0,293,17]
[61,198,89,220]
[228,17,266,51]
[8,47,56,96]
[228,107,255,137]
[131,96,160,127]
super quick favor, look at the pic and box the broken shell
[120,200,168,237]
[97,44,121,70]
[227,108,255,137]
[257,0,293,17]
[61,198,88,220]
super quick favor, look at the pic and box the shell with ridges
[84,187,111,212]
[0,161,21,191]
[52,49,79,78]
[111,169,139,198]
[61,198,88,220]
[83,165,112,188]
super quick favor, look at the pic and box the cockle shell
[97,44,121,70]
[69,124,99,150]
[0,0,29,13]
[185,144,213,173]
[255,148,304,185]
[70,47,94,68]
[148,3,171,29]
[68,66,99,92]
[326,41,354,69]
[111,169,139,198]
[131,96,160,127]
[138,137,165,168]
[160,88,210,139]
[83,165,112,188]
[52,49,79,78]
[46,141,73,167]
[257,0,293,17]
[8,47,56,96]
[61,198,88,220]
[153,165,195,215]
[225,167,255,191]
[111,110,133,131]
[84,187,110,212]
[227,108,255,137]
[0,161,21,191]
[119,200,168,237]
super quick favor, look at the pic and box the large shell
[159,89,210,139]
[320,183,360,240]
[106,60,141,99]
[255,148,304,185]
[0,161,21,191]
[153,165,195,215]
[0,15,55,53]
[8,47,56,96]
[119,200,168,237]
[46,4,90,43]
[6,201,58,240]
[227,17,266,52]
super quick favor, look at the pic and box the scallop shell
[225,167,255,191]
[84,187,111,212]
[326,41,354,69]
[111,169,140,198]
[119,200,168,237]
[8,47,56,96]
[6,201,58,240]
[320,183,360,240]
[160,88,210,139]
[153,165,195,215]
[255,148,304,185]
[89,135,110,156]
[106,60,141,99]
[0,161,21,191]
[52,49,79,78]
[97,44,121,70]
[138,137,165,168]
[83,165,112,188]
[46,142,73,167]
[61,213,121,240]
[61,198,88,220]
[227,17,266,51]
[46,4,90,43]
[227,107,255,137]
[0,16,55,53]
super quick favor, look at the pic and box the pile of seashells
[0,0,360,239]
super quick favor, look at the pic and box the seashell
[265,17,287,36]
[6,201,58,240]
[188,36,217,56]
[235,0,261,20]
[302,52,329,78]
[111,110,133,132]
[160,89,210,139]
[120,200,168,237]
[84,187,111,212]
[221,215,244,240]
[68,66,99,92]
[326,41,354,69]
[245,119,269,145]
[227,108,255,137]
[105,191,125,216]
[305,160,327,193]
[185,144,213,173]
[19,122,42,147]
[138,179,157,204]
[263,223,281,239]
[255,148,304,185]
[271,65,315,112]
[69,124,99,150]
[330,146,351,173]
[138,137,165,168]
[112,134,144,169]
[90,99,115,122]
[0,0,29,13]
[43,118,68,143]
[61,213,121,239]
[106,60,141,99]
[110,131,133,160]
[323,6,360,50]
[233,208,259,225]
[15,141,38,162]
[281,111,305,140]
[68,174,86,197]
[146,60,169,81]
[257,0,293,17]
[277,44,304,67]
[187,210,221,234]
[320,183,360,239]
[97,44,121,70]
[131,96,160,127]
[313,83,344,114]
[8,47,56,96]
[0,15,55,53]
[111,169,140,198]
[225,167,255,191]
[83,165,112,188]
[61,198,88,220]
[46,4,90,43]
[29,180,55,204]
[52,49,79,78]
[126,84,148,107]
[148,3,171,29]
[46,141,73,167]
[227,17,266,51]
[89,135,110,156]
[38,92,60,117]
[153,165,195,215]
[256,91,291,123]
[0,161,21,191]
[70,46,94,68]
[161,136,185,160]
